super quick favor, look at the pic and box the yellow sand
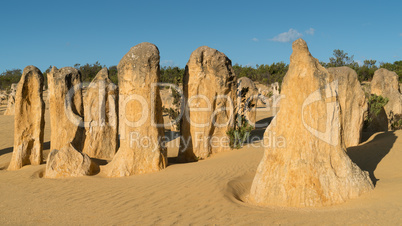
[0,106,401,225]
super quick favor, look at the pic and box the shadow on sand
[347,131,397,186]
[246,116,274,143]
[164,129,183,165]
[0,141,51,157]
[0,146,13,156]
[0,142,50,170]
[164,130,180,142]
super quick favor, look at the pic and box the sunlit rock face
[248,39,373,207]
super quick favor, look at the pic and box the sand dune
[0,108,401,225]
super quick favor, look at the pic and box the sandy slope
[0,107,401,225]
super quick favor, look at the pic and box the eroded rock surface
[45,143,98,178]
[4,83,18,115]
[83,68,118,159]
[102,42,166,177]
[328,67,367,147]
[178,46,236,162]
[237,77,259,126]
[371,68,402,130]
[47,67,85,151]
[8,66,45,170]
[248,39,373,207]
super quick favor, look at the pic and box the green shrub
[368,94,389,119]
[227,114,253,149]
[162,87,182,132]
[391,119,402,130]
[364,94,389,129]
[390,113,402,130]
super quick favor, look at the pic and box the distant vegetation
[0,69,22,91]
[380,61,402,83]
[1,50,401,90]
[321,49,402,83]
[232,62,288,84]
[232,50,402,84]
[160,66,184,85]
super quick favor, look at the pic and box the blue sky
[1,0,401,73]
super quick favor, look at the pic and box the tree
[1,69,22,77]
[160,66,184,85]
[108,65,118,84]
[364,59,377,68]
[76,61,104,82]
[381,61,402,83]
[353,59,378,82]
[0,69,22,90]
[231,62,288,85]
[42,65,53,89]
[328,49,355,67]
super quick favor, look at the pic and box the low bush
[227,114,253,149]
